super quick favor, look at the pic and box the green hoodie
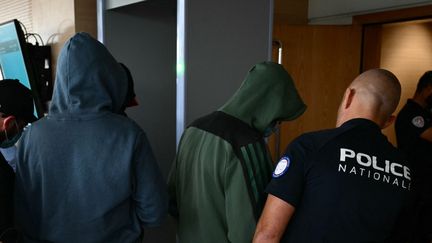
[220,61,306,132]
[168,61,306,243]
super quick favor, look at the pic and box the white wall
[32,0,76,75]
[309,0,432,24]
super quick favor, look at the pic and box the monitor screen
[0,19,43,118]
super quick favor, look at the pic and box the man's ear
[382,115,396,129]
[344,88,355,109]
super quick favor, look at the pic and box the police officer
[253,69,412,242]
[395,71,432,243]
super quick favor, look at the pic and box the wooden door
[268,24,362,160]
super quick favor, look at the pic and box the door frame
[353,5,432,25]
[354,5,432,72]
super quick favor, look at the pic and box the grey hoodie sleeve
[132,132,168,227]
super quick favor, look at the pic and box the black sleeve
[409,115,430,136]
[265,136,310,207]
[396,113,431,147]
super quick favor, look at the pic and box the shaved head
[337,69,401,128]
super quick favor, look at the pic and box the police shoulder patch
[273,156,291,178]
[412,116,425,128]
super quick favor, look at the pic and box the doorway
[357,6,432,145]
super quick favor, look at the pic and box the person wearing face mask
[0,79,37,242]
[167,61,306,243]
[395,71,432,243]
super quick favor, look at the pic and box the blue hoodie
[14,33,168,242]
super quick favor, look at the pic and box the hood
[49,32,127,116]
[219,61,306,132]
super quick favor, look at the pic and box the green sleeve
[224,155,256,243]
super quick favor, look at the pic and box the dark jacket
[14,33,168,242]
[0,154,16,242]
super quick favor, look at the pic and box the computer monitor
[0,19,44,118]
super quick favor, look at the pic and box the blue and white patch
[273,156,291,178]
[412,116,425,128]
